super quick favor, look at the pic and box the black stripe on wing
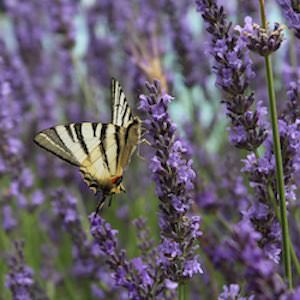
[114,126,120,167]
[111,77,133,127]
[100,124,111,173]
[34,128,79,167]
[92,122,98,137]
[74,123,89,156]
[65,125,75,142]
[34,139,79,166]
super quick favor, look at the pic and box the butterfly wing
[34,122,122,193]
[118,121,141,172]
[34,124,82,167]
[34,79,140,196]
[111,78,134,127]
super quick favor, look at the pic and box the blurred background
[0,0,299,299]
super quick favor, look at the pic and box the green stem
[291,241,300,277]
[178,281,186,300]
[268,185,300,276]
[259,0,292,288]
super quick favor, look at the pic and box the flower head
[235,17,284,56]
[196,0,268,151]
[5,241,35,300]
[139,81,202,283]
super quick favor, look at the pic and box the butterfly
[34,78,141,211]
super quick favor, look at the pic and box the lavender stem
[267,185,300,277]
[178,281,186,300]
[259,0,292,288]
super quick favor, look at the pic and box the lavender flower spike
[139,81,202,283]
[91,214,163,299]
[6,241,49,300]
[276,0,300,38]
[218,283,254,300]
[196,0,268,151]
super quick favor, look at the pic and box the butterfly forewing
[111,78,133,127]
[34,123,123,189]
[34,126,80,166]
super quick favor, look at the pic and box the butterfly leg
[94,195,107,216]
[108,195,113,207]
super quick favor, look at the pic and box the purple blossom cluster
[235,16,284,56]
[283,81,300,123]
[276,0,300,38]
[218,283,254,300]
[196,0,300,296]
[226,219,286,299]
[6,241,49,300]
[240,116,300,262]
[196,0,268,151]
[139,81,203,282]
[90,214,172,300]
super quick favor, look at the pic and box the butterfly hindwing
[111,78,133,127]
[118,121,141,170]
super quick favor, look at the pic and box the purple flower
[281,287,300,300]
[235,17,284,56]
[2,205,17,232]
[276,0,300,38]
[132,217,155,259]
[5,241,40,300]
[91,284,105,299]
[164,279,178,290]
[131,257,154,288]
[283,81,300,123]
[196,0,268,151]
[139,81,202,283]
[197,0,294,261]
[158,239,182,261]
[218,284,254,300]
[182,256,203,278]
[31,190,45,207]
[90,213,176,299]
[226,219,287,298]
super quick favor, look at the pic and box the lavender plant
[5,241,49,300]
[196,0,299,291]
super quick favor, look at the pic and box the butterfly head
[109,175,126,194]
[83,174,125,195]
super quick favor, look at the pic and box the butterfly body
[34,79,141,197]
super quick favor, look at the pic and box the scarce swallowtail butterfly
[34,78,141,210]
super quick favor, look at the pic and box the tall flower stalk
[258,0,292,288]
[139,81,203,300]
